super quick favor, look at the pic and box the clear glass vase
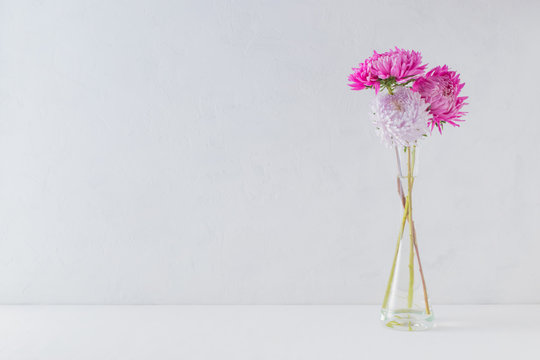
[380,146,434,331]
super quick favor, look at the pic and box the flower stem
[412,218,431,314]
[385,147,431,314]
[382,196,409,310]
[394,146,430,314]
[410,146,431,314]
[407,147,415,308]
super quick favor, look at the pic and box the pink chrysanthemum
[348,48,427,93]
[412,65,468,133]
[371,87,430,147]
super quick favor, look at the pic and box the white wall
[0,0,538,304]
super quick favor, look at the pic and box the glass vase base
[380,308,434,331]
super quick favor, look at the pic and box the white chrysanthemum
[371,87,430,147]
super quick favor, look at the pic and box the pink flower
[412,65,467,133]
[347,55,380,92]
[348,48,427,93]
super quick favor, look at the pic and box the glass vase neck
[395,146,419,178]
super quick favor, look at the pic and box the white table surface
[0,305,538,359]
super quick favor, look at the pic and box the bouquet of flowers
[348,48,467,331]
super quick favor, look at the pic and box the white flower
[371,87,430,147]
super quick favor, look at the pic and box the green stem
[382,196,409,310]
[396,147,431,315]
[407,147,415,308]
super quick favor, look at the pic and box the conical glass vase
[381,146,434,331]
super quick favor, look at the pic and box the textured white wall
[0,0,539,304]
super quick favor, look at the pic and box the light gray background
[0,0,538,304]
